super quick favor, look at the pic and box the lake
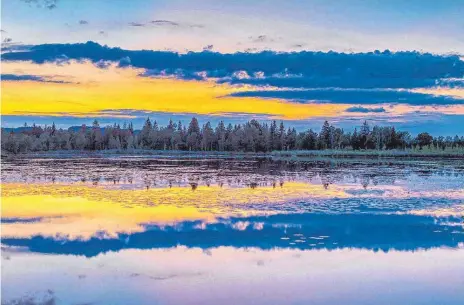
[1,155,464,305]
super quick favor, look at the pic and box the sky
[1,0,464,135]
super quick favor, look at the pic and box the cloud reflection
[2,213,463,257]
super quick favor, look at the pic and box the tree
[359,121,375,149]
[187,118,201,150]
[416,132,433,149]
[351,128,360,150]
[2,117,461,154]
[90,120,103,150]
[140,118,153,148]
[201,122,215,151]
[298,129,317,150]
[286,128,297,150]
[279,121,286,150]
[269,121,278,150]
[319,121,331,149]
[51,122,56,136]
[216,121,226,151]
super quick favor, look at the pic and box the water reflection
[2,246,464,305]
[2,157,464,305]
[3,213,463,257]
[2,157,464,190]
[2,182,463,240]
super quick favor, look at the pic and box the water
[1,156,464,305]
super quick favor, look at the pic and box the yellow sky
[2,60,464,119]
[1,60,347,120]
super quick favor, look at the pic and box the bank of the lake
[3,148,464,161]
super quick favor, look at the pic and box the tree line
[2,118,464,154]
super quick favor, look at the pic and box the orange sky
[2,60,464,120]
[1,61,347,120]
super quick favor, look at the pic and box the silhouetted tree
[2,118,462,154]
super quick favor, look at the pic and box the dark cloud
[436,78,464,88]
[1,43,34,52]
[244,47,259,53]
[1,216,63,223]
[141,68,206,81]
[248,35,282,44]
[3,41,461,89]
[19,0,58,10]
[203,44,214,51]
[1,41,462,106]
[129,19,203,29]
[249,35,274,43]
[1,217,44,223]
[2,74,47,81]
[118,56,131,67]
[78,20,89,25]
[219,74,449,89]
[128,22,145,27]
[2,74,71,84]
[151,20,179,27]
[345,106,387,113]
[229,88,463,105]
[93,60,112,69]
[3,38,13,43]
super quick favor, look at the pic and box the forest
[2,117,464,154]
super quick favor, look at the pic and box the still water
[1,156,464,305]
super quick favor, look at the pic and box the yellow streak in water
[1,182,348,239]
[1,194,217,239]
[2,181,463,239]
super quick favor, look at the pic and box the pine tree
[187,118,201,150]
[319,121,331,149]
[140,118,153,148]
[279,121,286,150]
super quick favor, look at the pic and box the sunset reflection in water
[1,158,464,305]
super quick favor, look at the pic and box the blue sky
[3,0,464,53]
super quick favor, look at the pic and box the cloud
[1,217,45,223]
[1,73,71,84]
[2,213,463,257]
[2,74,49,81]
[128,22,145,27]
[3,38,13,43]
[249,35,274,43]
[94,60,112,69]
[1,41,463,107]
[1,43,34,52]
[140,68,206,81]
[128,19,202,29]
[189,24,205,29]
[151,20,179,27]
[203,45,214,51]
[345,106,387,113]
[19,0,58,10]
[228,88,464,106]
[79,20,89,25]
[2,41,462,89]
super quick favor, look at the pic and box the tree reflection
[2,157,463,190]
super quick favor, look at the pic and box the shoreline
[3,148,464,160]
